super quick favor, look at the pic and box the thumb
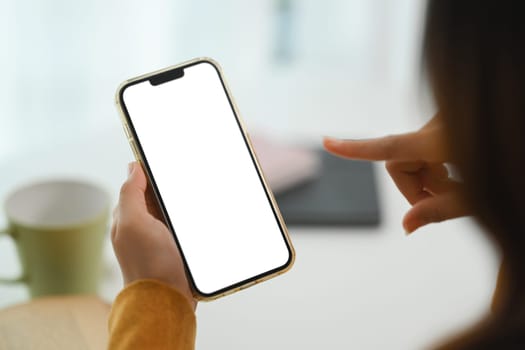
[127,162,147,191]
[118,162,148,216]
[402,192,469,234]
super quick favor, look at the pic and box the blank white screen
[122,61,291,295]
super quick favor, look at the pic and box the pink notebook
[249,134,321,194]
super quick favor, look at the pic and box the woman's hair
[423,0,525,348]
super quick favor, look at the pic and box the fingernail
[128,162,135,176]
[323,136,341,145]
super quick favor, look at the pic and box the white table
[0,96,499,349]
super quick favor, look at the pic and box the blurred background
[0,0,431,158]
[0,1,498,349]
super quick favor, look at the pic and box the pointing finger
[323,129,446,162]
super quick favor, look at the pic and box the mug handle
[0,227,27,284]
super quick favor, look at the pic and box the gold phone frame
[114,57,295,301]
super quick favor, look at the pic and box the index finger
[323,130,446,162]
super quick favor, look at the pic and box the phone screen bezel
[116,58,294,300]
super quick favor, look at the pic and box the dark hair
[424,1,525,348]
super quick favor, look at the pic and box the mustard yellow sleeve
[108,279,196,350]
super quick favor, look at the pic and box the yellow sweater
[108,280,196,350]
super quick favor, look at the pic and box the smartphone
[115,58,295,300]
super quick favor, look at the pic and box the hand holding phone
[115,58,295,300]
[111,161,197,309]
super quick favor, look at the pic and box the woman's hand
[111,161,197,309]
[323,114,470,234]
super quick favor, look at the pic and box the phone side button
[123,125,132,139]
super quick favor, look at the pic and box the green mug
[0,180,110,297]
